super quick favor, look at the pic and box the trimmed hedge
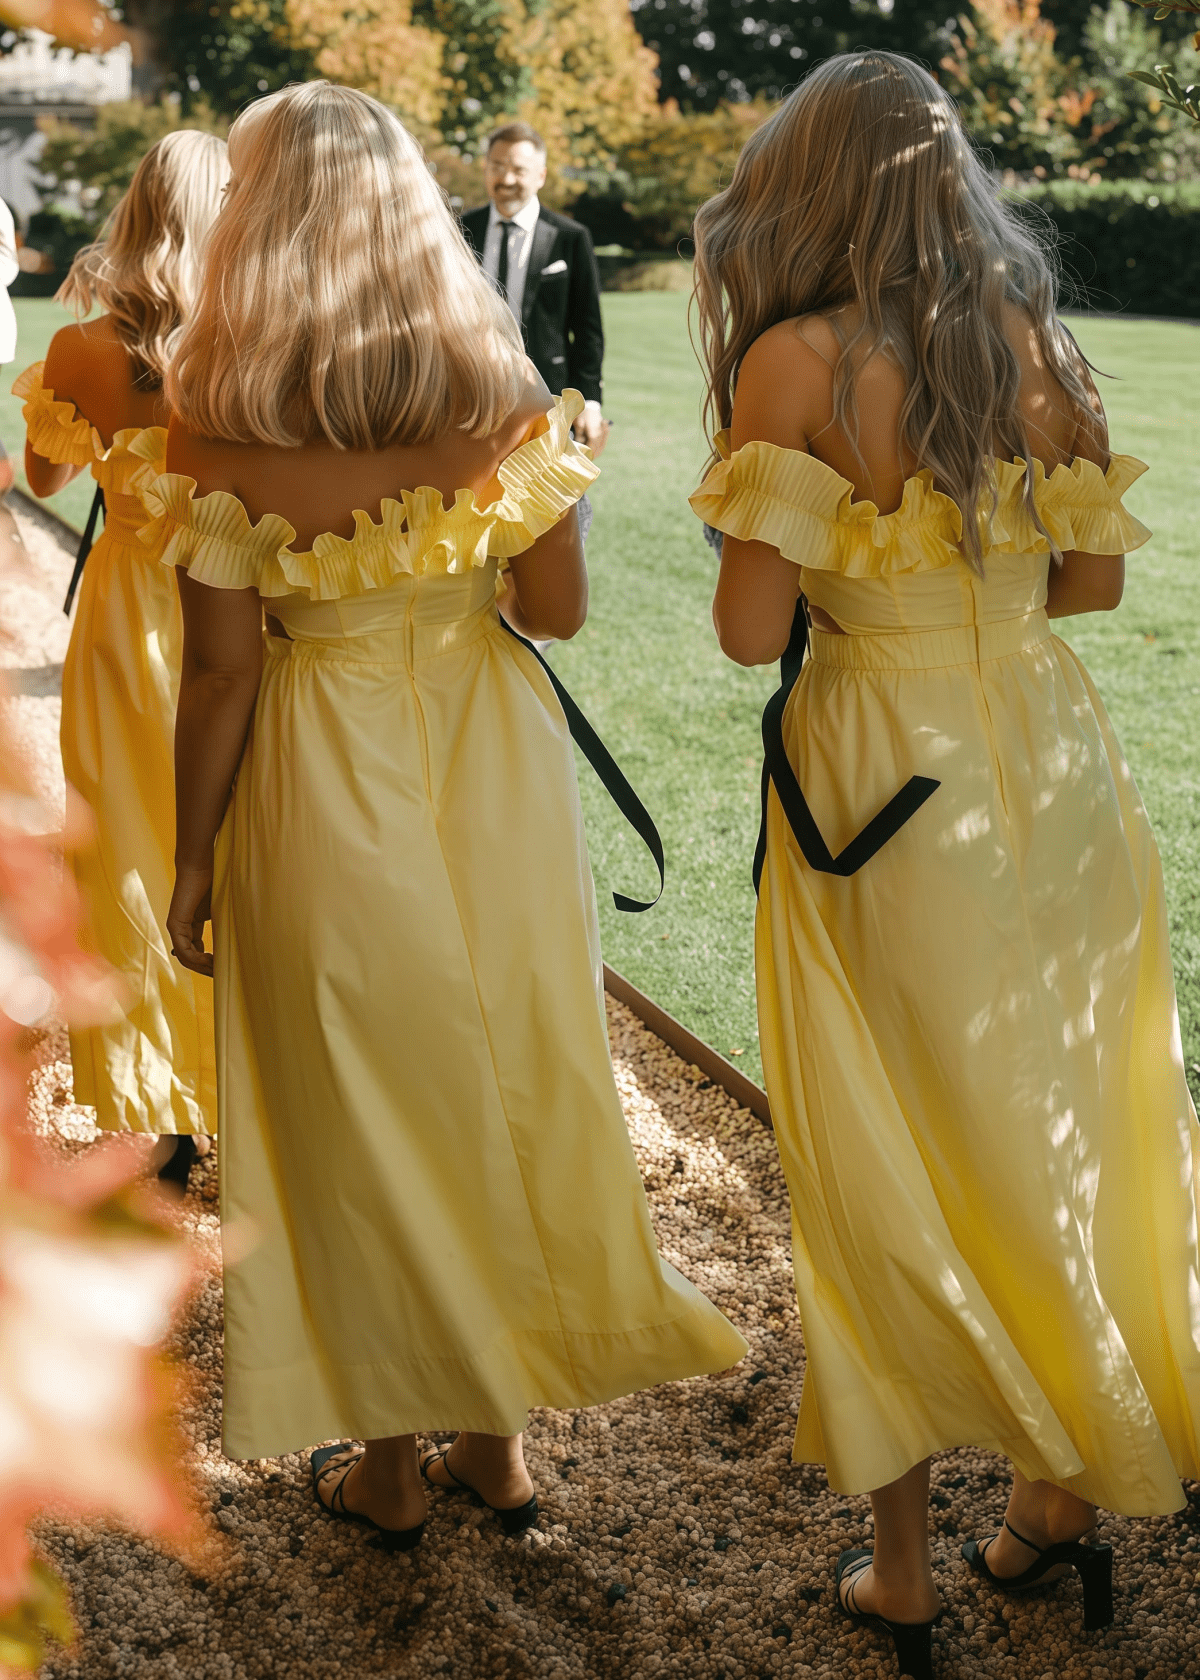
[1008,181,1200,319]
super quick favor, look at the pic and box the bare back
[730,304,1107,511]
[167,371,556,553]
[714,305,1123,664]
[42,315,166,447]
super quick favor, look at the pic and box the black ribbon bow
[753,598,940,892]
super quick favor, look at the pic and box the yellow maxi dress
[135,393,747,1461]
[692,441,1200,1518]
[15,365,215,1136]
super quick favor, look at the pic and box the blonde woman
[17,131,228,1184]
[151,82,745,1541]
[691,51,1200,1680]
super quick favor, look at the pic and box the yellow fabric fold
[132,390,600,600]
[689,431,1151,575]
[14,361,103,467]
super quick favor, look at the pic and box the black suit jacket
[461,203,604,404]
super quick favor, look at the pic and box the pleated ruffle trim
[129,390,600,600]
[689,431,1151,576]
[13,362,167,487]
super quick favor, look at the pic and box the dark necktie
[497,220,514,306]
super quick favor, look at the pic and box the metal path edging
[603,964,771,1127]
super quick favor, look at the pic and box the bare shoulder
[1002,300,1109,466]
[513,364,556,434]
[43,316,122,380]
[732,319,832,452]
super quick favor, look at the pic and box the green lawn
[5,294,1197,1101]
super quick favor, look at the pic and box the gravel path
[6,497,1198,1680]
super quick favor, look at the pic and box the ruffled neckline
[132,390,600,600]
[13,361,155,468]
[689,431,1151,576]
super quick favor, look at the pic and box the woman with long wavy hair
[691,51,1200,1679]
[152,81,744,1543]
[17,129,228,1182]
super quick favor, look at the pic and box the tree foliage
[119,0,313,110]
[38,96,226,217]
[941,0,1200,178]
[515,0,660,174]
[285,0,445,133]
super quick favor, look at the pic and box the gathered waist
[263,597,502,669]
[809,609,1051,672]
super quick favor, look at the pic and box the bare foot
[314,1448,426,1532]
[838,1556,942,1625]
[420,1433,534,1511]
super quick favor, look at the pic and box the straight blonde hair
[168,82,528,450]
[59,130,230,391]
[692,51,1098,571]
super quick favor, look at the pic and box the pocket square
[540,259,568,275]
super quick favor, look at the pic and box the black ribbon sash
[501,619,664,913]
[62,484,106,616]
[752,598,940,893]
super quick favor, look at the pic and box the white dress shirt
[482,195,541,323]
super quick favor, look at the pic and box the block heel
[835,1549,941,1680]
[962,1520,1115,1630]
[1076,1540,1114,1631]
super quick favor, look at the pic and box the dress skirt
[215,565,747,1460]
[757,604,1200,1516]
[62,502,216,1135]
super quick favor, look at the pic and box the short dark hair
[485,121,546,157]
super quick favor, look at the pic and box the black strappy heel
[835,1549,942,1680]
[310,1443,425,1553]
[157,1136,200,1193]
[961,1520,1114,1630]
[419,1442,539,1537]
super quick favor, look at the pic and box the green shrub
[1012,179,1200,316]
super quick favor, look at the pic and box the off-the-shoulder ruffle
[133,391,600,599]
[689,432,1151,575]
[14,361,103,467]
[14,365,170,496]
[990,454,1151,558]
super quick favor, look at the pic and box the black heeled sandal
[157,1136,200,1193]
[419,1442,539,1536]
[961,1521,1114,1630]
[835,1548,942,1680]
[310,1443,425,1553]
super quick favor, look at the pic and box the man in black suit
[461,122,607,454]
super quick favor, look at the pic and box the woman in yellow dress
[156,82,745,1543]
[17,131,228,1183]
[691,52,1200,1679]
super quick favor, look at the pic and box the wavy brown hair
[692,51,1098,570]
[168,82,527,450]
[58,129,229,390]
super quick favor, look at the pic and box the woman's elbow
[1095,567,1125,611]
[713,608,787,668]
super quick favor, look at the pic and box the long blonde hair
[692,51,1097,570]
[168,82,528,449]
[59,130,230,391]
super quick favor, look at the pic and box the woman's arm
[25,329,89,498]
[1045,381,1124,619]
[167,569,263,976]
[500,509,588,641]
[495,375,590,641]
[711,325,814,667]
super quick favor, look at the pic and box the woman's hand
[168,863,215,976]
